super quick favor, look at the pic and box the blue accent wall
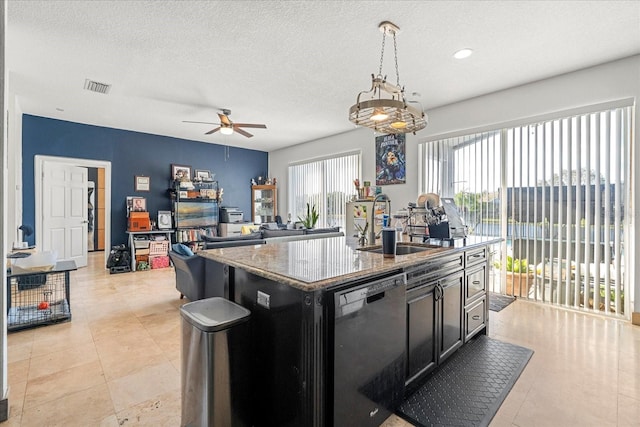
[22,115,268,248]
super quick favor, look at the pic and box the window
[419,102,632,317]
[288,152,360,229]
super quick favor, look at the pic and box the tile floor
[5,252,640,426]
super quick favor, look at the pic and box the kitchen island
[198,236,500,427]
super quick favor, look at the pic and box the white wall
[269,54,640,316]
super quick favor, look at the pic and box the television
[174,201,218,228]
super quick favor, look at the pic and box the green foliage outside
[493,255,529,273]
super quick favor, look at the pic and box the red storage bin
[150,255,170,269]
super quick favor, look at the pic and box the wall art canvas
[375,133,406,185]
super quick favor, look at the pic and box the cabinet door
[438,271,464,363]
[406,283,437,385]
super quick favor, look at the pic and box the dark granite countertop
[198,235,501,291]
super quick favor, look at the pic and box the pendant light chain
[378,31,386,77]
[393,32,400,88]
[377,28,401,88]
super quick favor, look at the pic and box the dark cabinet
[405,246,493,390]
[464,248,488,342]
[438,271,464,362]
[406,270,464,388]
[406,282,437,383]
[465,264,486,304]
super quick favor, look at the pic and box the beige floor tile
[29,323,94,358]
[7,341,33,364]
[7,380,26,423]
[380,414,413,426]
[20,383,115,427]
[115,389,181,426]
[7,329,35,346]
[97,414,120,427]
[617,394,640,427]
[1,416,23,427]
[23,359,105,410]
[618,368,640,400]
[107,361,180,412]
[27,342,99,381]
[8,359,30,385]
[88,312,146,341]
[95,331,169,382]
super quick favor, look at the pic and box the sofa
[169,227,343,300]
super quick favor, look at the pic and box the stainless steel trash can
[180,297,251,427]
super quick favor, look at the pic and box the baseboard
[0,396,8,422]
[632,312,640,326]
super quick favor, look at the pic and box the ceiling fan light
[370,108,389,121]
[220,126,233,135]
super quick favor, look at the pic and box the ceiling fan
[183,109,267,138]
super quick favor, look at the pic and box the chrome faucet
[369,193,391,244]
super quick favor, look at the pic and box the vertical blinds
[419,104,632,317]
[288,152,360,229]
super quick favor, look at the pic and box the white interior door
[42,162,88,267]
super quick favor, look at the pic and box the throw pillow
[172,243,194,257]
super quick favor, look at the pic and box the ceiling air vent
[83,79,111,94]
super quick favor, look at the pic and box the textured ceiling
[7,1,640,152]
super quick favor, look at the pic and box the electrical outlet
[257,290,270,309]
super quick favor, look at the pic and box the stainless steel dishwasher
[332,272,407,427]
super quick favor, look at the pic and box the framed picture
[157,210,172,229]
[131,197,147,212]
[375,133,406,185]
[134,175,150,191]
[195,169,212,181]
[171,164,191,181]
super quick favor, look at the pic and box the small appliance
[220,206,244,223]
[427,198,467,242]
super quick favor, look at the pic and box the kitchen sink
[357,243,441,255]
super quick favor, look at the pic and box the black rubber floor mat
[397,335,533,427]
[489,292,516,312]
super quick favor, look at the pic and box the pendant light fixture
[348,21,427,134]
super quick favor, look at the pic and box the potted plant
[298,203,319,229]
[494,255,534,297]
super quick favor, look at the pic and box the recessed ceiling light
[55,108,64,112]
[453,48,473,59]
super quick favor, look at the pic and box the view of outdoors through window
[420,105,632,317]
[288,152,360,230]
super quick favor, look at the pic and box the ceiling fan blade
[183,120,219,125]
[234,127,254,138]
[205,127,221,135]
[233,123,267,129]
[218,113,232,126]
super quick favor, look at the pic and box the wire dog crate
[6,261,76,331]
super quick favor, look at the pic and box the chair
[168,251,205,301]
